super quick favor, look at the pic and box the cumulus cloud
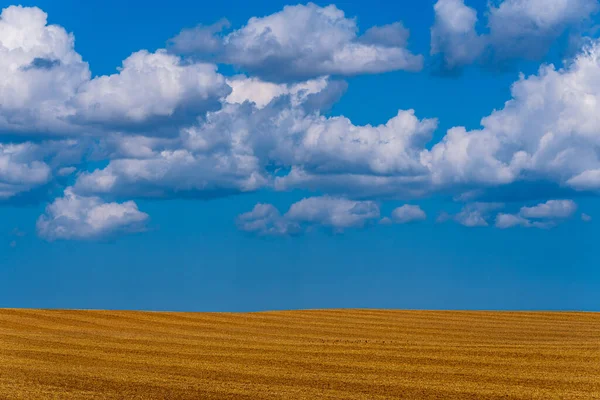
[439,202,504,227]
[0,6,231,137]
[170,3,423,81]
[237,196,380,236]
[422,39,600,197]
[520,199,577,219]
[273,109,438,197]
[0,5,90,134]
[71,50,230,131]
[495,199,576,229]
[391,205,427,224]
[0,143,51,199]
[3,3,600,241]
[36,188,148,241]
[431,0,599,69]
[430,0,485,69]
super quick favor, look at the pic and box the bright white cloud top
[170,3,424,81]
[0,2,597,240]
[36,189,149,241]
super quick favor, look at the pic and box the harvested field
[0,309,598,399]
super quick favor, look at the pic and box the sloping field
[0,309,598,399]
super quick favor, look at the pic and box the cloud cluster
[170,3,423,81]
[1,3,600,240]
[0,6,231,137]
[423,40,600,196]
[495,199,577,229]
[237,196,380,236]
[431,0,599,69]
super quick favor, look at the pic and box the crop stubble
[0,309,598,399]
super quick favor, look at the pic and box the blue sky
[0,0,599,311]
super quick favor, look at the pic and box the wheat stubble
[0,309,598,399]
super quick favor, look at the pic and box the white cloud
[171,3,423,81]
[286,196,380,230]
[0,5,90,134]
[430,0,484,68]
[236,203,300,236]
[423,39,600,195]
[582,212,592,222]
[391,205,427,224]
[37,188,148,241]
[0,142,52,199]
[495,199,577,229]
[488,0,599,59]
[225,76,334,109]
[273,109,438,197]
[442,202,504,227]
[495,213,531,228]
[431,0,599,69]
[71,50,230,130]
[520,199,577,219]
[0,6,232,138]
[237,196,380,235]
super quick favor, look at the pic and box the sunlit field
[0,309,598,399]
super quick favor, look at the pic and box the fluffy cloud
[0,143,51,199]
[224,76,340,109]
[439,202,504,227]
[36,188,148,241]
[0,5,90,134]
[237,196,380,236]
[0,139,87,200]
[170,3,423,81]
[520,199,577,219]
[236,203,301,236]
[430,0,484,68]
[495,213,533,229]
[431,0,599,69]
[0,6,231,137]
[495,199,576,229]
[71,50,230,131]
[423,39,600,197]
[273,109,438,197]
[3,3,600,241]
[391,205,427,224]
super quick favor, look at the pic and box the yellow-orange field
[0,309,599,399]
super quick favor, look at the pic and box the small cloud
[391,205,427,224]
[11,228,26,237]
[379,217,393,225]
[57,167,77,177]
[582,213,592,222]
[440,203,504,227]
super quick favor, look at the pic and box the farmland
[0,309,598,399]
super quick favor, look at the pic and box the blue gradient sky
[0,0,598,311]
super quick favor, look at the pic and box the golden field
[0,309,598,399]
